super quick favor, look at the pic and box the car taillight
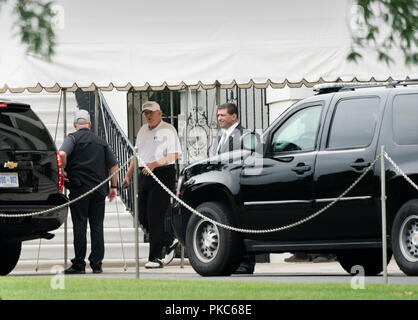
[0,104,7,108]
[56,152,64,194]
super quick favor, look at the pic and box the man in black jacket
[214,103,256,274]
[59,109,118,274]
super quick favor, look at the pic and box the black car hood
[182,149,253,179]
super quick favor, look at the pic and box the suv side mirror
[241,131,261,152]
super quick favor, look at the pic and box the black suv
[0,100,68,275]
[173,80,418,276]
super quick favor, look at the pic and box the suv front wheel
[392,200,418,276]
[185,202,243,276]
[0,242,22,275]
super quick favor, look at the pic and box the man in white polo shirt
[122,101,181,268]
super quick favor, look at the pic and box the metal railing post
[380,145,388,284]
[133,147,140,279]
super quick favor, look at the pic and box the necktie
[217,131,227,154]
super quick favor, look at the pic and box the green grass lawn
[0,277,417,300]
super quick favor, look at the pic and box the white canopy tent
[0,0,416,93]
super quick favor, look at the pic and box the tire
[391,199,418,276]
[185,202,243,276]
[0,242,22,276]
[337,249,392,276]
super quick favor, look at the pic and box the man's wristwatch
[110,185,117,189]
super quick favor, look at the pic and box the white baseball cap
[74,109,90,124]
[142,101,161,112]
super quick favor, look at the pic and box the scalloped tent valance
[0,0,416,93]
[0,77,400,94]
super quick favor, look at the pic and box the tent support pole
[94,89,99,135]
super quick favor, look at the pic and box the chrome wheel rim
[193,219,219,263]
[399,215,418,262]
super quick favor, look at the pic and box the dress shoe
[64,266,86,274]
[92,268,103,274]
[312,254,337,263]
[233,266,254,275]
[284,253,311,263]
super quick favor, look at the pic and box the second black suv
[0,100,68,275]
[173,81,418,276]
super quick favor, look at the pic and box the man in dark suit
[215,103,246,155]
[214,102,256,274]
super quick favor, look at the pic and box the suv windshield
[0,109,55,151]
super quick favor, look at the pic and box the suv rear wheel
[392,199,418,276]
[337,249,392,276]
[0,242,22,275]
[185,202,243,276]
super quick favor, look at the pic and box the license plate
[0,172,19,188]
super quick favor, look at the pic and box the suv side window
[271,105,322,152]
[327,97,380,149]
[393,93,418,145]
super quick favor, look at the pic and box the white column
[102,90,129,134]
[266,85,313,124]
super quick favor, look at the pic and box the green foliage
[349,0,418,66]
[14,0,56,60]
[1,0,56,60]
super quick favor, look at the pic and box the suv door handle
[291,163,311,174]
[274,156,294,163]
[350,161,370,170]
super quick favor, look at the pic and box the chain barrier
[2,151,417,235]
[384,152,418,192]
[139,154,382,234]
[0,155,135,218]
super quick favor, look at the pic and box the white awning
[0,0,416,93]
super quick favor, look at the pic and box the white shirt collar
[223,122,239,137]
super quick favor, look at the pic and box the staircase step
[7,92,145,267]
[21,194,142,266]
[24,227,144,245]
[20,243,149,261]
[62,212,135,229]
[61,198,132,215]
[15,259,150,270]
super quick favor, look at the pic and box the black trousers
[69,189,105,269]
[137,165,175,261]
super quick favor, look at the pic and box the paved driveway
[10,259,418,285]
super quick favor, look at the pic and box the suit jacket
[213,123,248,155]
